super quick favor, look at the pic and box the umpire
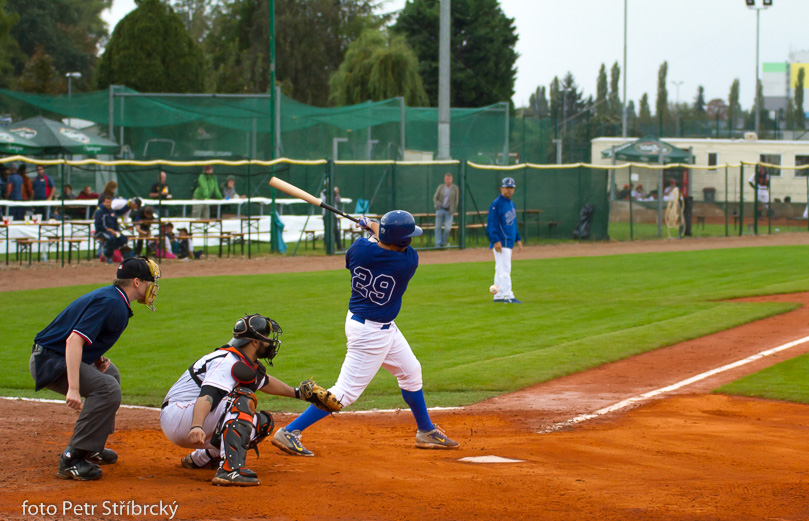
[29,257,161,481]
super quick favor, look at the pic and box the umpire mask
[117,257,161,312]
[229,314,283,366]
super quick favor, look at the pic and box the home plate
[459,455,524,464]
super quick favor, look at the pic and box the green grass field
[3,245,809,411]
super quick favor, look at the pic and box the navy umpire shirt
[35,285,133,364]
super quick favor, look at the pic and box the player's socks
[286,404,330,432]
[401,389,434,432]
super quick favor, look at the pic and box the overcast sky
[102,0,809,109]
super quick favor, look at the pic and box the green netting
[0,87,508,163]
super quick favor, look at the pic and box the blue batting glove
[358,217,375,230]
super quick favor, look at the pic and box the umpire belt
[351,314,391,330]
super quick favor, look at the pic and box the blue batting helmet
[378,210,423,247]
[501,177,516,188]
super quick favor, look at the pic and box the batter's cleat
[87,448,118,465]
[272,427,314,457]
[57,453,103,481]
[492,299,505,303]
[211,467,260,487]
[504,298,523,304]
[415,424,460,450]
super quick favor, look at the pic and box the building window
[795,155,809,177]
[759,154,781,177]
[707,153,717,166]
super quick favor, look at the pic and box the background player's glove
[298,378,343,413]
[357,217,376,231]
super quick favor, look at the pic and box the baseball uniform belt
[161,400,170,410]
[350,314,391,330]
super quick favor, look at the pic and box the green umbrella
[0,127,43,155]
[601,136,693,163]
[6,116,120,155]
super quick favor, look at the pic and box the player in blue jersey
[272,210,460,456]
[28,257,161,481]
[487,177,523,303]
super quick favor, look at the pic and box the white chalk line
[0,395,462,415]
[542,334,809,433]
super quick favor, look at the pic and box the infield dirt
[2,235,809,520]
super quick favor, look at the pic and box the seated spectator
[94,193,129,263]
[75,186,98,200]
[132,205,155,256]
[155,222,177,259]
[616,184,631,200]
[663,178,679,201]
[222,176,246,200]
[176,227,203,260]
[61,184,76,201]
[631,184,645,200]
[97,180,117,207]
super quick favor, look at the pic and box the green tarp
[601,136,693,163]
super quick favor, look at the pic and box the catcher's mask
[228,314,283,366]
[117,257,161,312]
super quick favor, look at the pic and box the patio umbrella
[6,116,120,155]
[0,127,43,155]
[601,136,693,163]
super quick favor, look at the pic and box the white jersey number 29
[352,267,396,305]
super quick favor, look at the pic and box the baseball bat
[269,176,360,224]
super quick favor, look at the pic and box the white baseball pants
[492,247,515,300]
[329,311,423,407]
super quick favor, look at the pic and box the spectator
[663,178,679,201]
[17,163,33,202]
[223,176,245,199]
[748,164,771,217]
[132,205,155,256]
[32,164,55,202]
[98,181,117,207]
[155,222,177,259]
[149,171,172,217]
[94,193,129,264]
[5,164,25,221]
[176,227,203,259]
[616,184,631,200]
[61,184,76,201]
[76,186,99,200]
[432,172,459,248]
[0,165,8,200]
[112,196,142,219]
[191,164,222,219]
[631,184,645,200]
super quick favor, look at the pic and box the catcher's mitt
[298,378,343,413]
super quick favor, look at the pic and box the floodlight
[745,0,755,5]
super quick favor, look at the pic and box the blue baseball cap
[501,177,516,188]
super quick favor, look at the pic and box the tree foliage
[609,61,621,117]
[595,64,607,116]
[97,0,204,92]
[528,86,548,117]
[11,46,61,93]
[204,0,382,103]
[694,85,706,114]
[728,78,740,130]
[5,0,109,91]
[655,61,668,128]
[0,0,21,88]
[162,0,216,44]
[639,93,652,126]
[329,28,427,106]
[393,0,517,107]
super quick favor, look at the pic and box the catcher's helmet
[229,314,283,364]
[501,177,516,188]
[378,210,422,247]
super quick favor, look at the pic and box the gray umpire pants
[29,350,122,453]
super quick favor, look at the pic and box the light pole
[671,80,683,135]
[65,72,81,98]
[621,0,629,138]
[746,0,771,136]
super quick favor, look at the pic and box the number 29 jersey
[346,237,418,323]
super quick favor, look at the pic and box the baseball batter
[487,177,523,303]
[272,210,460,457]
[29,257,161,481]
[160,314,339,486]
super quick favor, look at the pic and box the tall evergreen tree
[655,61,668,131]
[393,0,518,107]
[549,76,561,124]
[595,63,608,116]
[329,28,428,106]
[528,86,548,117]
[97,0,204,92]
[0,0,21,88]
[728,78,740,132]
[609,61,621,117]
[639,93,652,127]
[694,86,706,114]
[162,0,215,44]
[795,67,805,130]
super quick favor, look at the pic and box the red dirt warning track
[2,236,809,520]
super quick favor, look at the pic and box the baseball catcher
[159,314,341,486]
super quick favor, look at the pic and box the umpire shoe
[415,424,460,450]
[57,451,102,481]
[212,467,260,487]
[272,427,314,457]
[88,448,118,465]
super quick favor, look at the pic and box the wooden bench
[302,230,318,249]
[15,238,60,265]
[541,221,561,238]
